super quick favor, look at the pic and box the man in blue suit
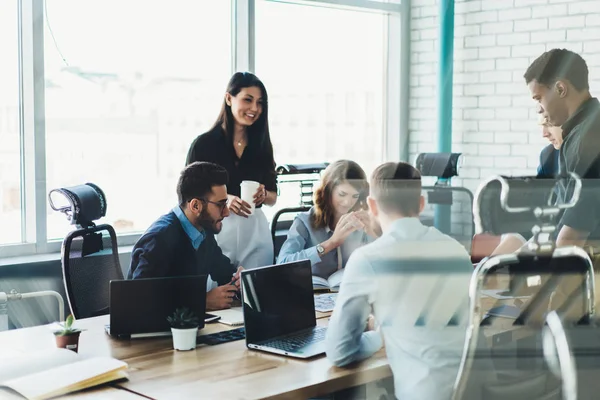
[127,162,242,310]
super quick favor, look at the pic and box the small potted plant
[167,307,200,351]
[53,314,85,353]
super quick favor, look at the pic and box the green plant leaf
[65,314,74,330]
[167,307,199,329]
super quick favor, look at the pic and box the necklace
[237,140,243,147]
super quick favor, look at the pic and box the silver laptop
[241,260,327,359]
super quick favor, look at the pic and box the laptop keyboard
[314,293,338,312]
[262,326,327,352]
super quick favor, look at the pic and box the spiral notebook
[212,307,244,326]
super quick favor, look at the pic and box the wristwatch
[316,243,325,256]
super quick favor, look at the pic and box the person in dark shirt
[525,48,600,249]
[127,162,243,311]
[492,120,564,256]
[187,72,277,271]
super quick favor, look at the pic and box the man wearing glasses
[127,162,242,311]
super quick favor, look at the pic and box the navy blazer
[127,211,235,285]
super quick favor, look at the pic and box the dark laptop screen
[109,275,207,335]
[241,260,315,344]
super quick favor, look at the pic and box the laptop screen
[241,260,315,344]
[109,275,207,336]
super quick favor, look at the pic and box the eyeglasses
[200,198,229,215]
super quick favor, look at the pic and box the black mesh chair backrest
[62,224,123,319]
[420,186,474,251]
[271,206,311,263]
[50,182,123,319]
[270,163,328,263]
[474,176,557,239]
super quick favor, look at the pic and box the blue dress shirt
[172,206,205,250]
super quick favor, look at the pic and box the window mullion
[234,0,255,72]
[19,0,48,252]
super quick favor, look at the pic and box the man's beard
[196,210,223,235]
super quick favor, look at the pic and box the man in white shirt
[325,162,474,400]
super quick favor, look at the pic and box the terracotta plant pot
[55,332,81,353]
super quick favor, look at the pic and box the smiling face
[528,79,570,127]
[225,86,263,128]
[330,182,361,217]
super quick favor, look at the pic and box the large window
[3,0,400,257]
[43,0,231,239]
[256,1,386,174]
[255,1,387,214]
[0,0,21,245]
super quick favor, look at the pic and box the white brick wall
[409,0,600,194]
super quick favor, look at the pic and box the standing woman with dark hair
[186,72,277,271]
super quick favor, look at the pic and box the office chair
[49,183,123,319]
[415,153,475,251]
[270,163,328,262]
[453,173,594,400]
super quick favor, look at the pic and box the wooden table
[0,309,392,400]
[0,292,528,400]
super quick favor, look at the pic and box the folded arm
[277,218,321,266]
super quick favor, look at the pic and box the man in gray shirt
[325,162,473,400]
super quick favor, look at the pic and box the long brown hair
[212,72,275,169]
[311,160,369,230]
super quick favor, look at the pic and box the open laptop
[241,260,327,359]
[106,275,207,338]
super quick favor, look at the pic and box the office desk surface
[0,310,391,400]
[119,322,390,400]
[0,295,526,400]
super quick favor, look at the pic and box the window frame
[3,0,405,259]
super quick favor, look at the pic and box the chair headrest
[276,163,329,175]
[415,153,462,179]
[48,183,107,228]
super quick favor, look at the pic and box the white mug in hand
[240,180,260,215]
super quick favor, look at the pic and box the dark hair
[524,49,589,91]
[370,162,422,216]
[212,72,275,169]
[312,160,369,230]
[177,162,228,205]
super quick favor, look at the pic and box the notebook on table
[107,275,207,338]
[211,308,244,326]
[241,260,327,359]
[0,348,127,400]
[312,269,344,292]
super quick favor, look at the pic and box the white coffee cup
[240,180,260,215]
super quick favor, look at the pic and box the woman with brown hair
[277,160,378,280]
[186,72,277,271]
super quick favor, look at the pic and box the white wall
[409,0,600,193]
